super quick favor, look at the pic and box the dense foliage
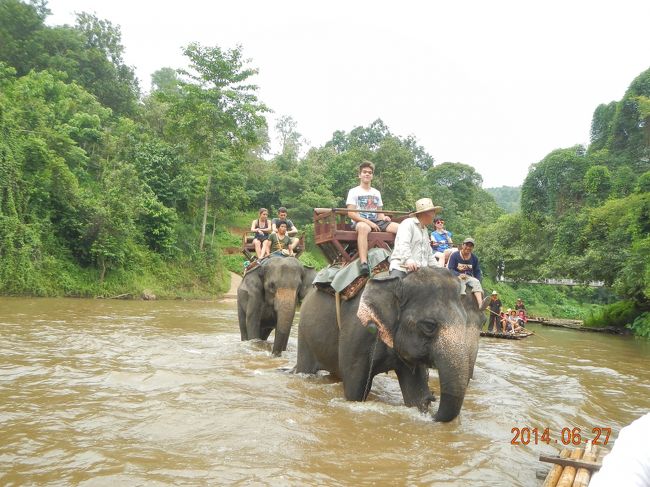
[1,1,648,337]
[478,68,650,332]
[485,186,521,214]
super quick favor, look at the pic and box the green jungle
[1,0,649,336]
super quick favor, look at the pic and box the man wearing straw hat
[389,198,442,278]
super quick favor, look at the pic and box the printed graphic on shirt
[457,263,473,274]
[356,195,380,219]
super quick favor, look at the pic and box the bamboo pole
[573,444,598,487]
[556,448,584,487]
[542,449,571,487]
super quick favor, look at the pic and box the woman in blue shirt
[431,218,454,267]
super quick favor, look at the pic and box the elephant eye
[417,320,438,337]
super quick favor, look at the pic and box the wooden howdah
[313,208,409,264]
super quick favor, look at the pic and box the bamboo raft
[539,444,605,486]
[480,330,534,340]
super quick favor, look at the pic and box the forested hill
[485,186,521,214]
[476,67,650,336]
[0,0,502,297]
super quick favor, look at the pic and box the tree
[521,146,590,220]
[167,43,268,250]
[583,165,612,205]
[150,67,180,94]
[589,101,617,153]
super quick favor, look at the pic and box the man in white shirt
[346,161,399,275]
[389,198,442,277]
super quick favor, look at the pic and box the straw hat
[413,198,442,215]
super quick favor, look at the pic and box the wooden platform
[539,444,605,486]
[313,208,408,264]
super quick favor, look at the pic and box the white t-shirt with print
[346,186,383,220]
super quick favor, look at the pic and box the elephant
[295,266,485,422]
[237,256,317,356]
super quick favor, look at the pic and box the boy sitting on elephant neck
[389,197,442,277]
[267,220,296,256]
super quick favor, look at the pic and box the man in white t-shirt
[346,161,398,275]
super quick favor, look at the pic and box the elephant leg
[245,301,263,340]
[237,299,248,341]
[396,365,436,412]
[295,324,320,374]
[342,354,374,401]
[259,326,273,341]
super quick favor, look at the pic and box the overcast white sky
[47,0,650,188]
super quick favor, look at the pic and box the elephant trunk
[272,287,298,356]
[431,324,476,422]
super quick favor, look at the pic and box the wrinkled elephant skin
[237,257,316,356]
[296,267,484,421]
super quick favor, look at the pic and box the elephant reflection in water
[295,267,485,422]
[237,256,316,356]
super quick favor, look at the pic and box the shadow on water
[1,297,649,486]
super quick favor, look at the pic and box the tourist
[250,207,272,259]
[431,217,454,267]
[517,310,527,327]
[389,198,441,278]
[267,220,296,255]
[447,237,487,309]
[346,161,399,275]
[272,207,299,250]
[508,309,522,333]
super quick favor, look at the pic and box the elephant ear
[356,275,403,348]
[299,266,317,301]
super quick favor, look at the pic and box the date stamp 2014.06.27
[510,426,612,446]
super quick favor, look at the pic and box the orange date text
[510,427,611,446]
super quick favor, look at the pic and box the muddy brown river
[1,297,649,486]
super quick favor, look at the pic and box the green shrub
[627,312,650,338]
[584,300,642,328]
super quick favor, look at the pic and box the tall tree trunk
[199,174,211,251]
[211,211,217,245]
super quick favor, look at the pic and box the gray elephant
[237,256,316,356]
[295,266,485,421]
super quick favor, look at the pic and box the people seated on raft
[272,207,299,251]
[267,220,296,256]
[504,309,523,333]
[499,311,508,333]
[517,310,527,327]
[250,207,272,259]
[389,198,442,278]
[346,160,399,276]
[447,237,488,310]
[430,217,454,268]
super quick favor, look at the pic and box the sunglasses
[435,220,444,224]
